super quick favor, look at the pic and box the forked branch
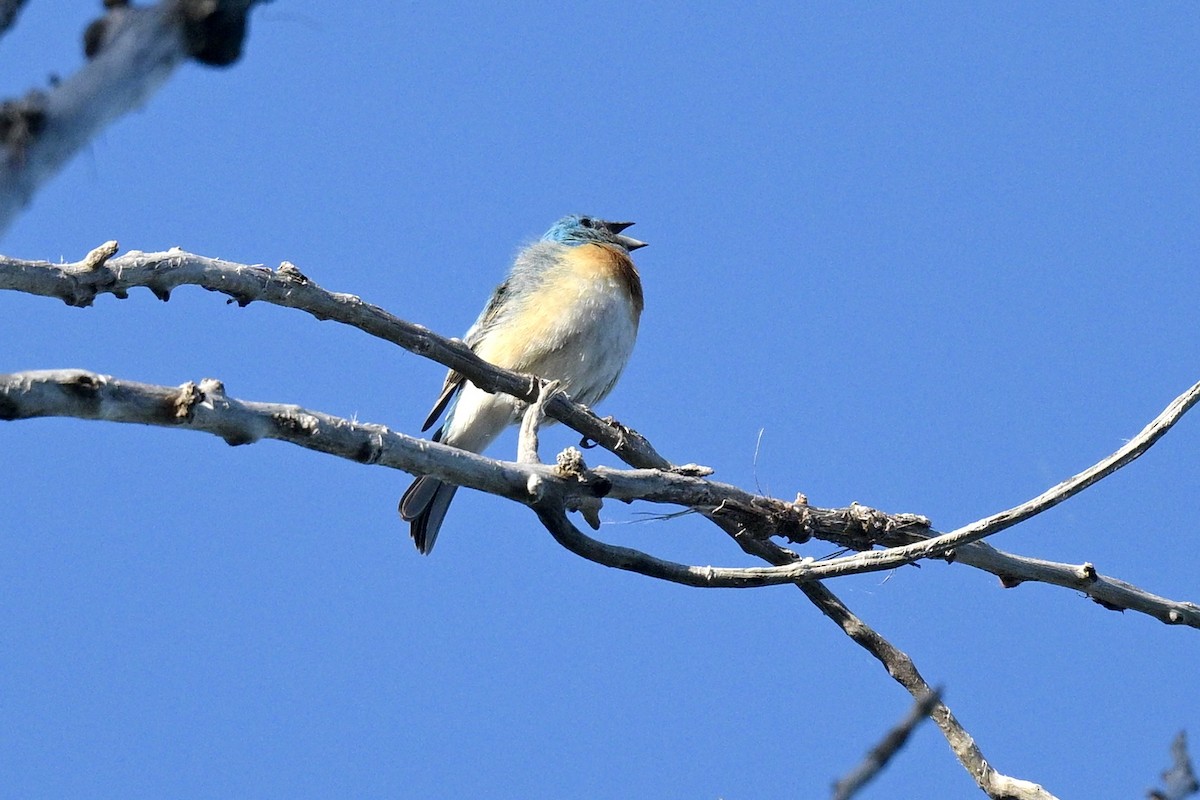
[6,245,1197,797]
[1,367,1197,631]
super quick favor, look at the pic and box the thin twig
[944,541,1200,626]
[563,386,1200,595]
[593,377,1200,584]
[799,582,1058,800]
[832,688,942,800]
[1150,731,1199,800]
[518,380,559,465]
[683,505,1060,799]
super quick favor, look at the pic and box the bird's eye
[579,217,594,228]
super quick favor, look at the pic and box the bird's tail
[399,475,459,554]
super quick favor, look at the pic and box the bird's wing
[420,376,462,432]
[419,279,512,432]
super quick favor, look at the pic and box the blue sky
[2,3,1198,797]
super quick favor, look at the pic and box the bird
[399,214,648,554]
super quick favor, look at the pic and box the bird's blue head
[542,215,647,252]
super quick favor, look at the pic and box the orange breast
[472,243,643,371]
[562,243,644,316]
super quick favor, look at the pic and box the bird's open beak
[603,220,647,250]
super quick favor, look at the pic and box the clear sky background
[2,3,1198,797]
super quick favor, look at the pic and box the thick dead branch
[0,369,557,506]
[0,1,265,236]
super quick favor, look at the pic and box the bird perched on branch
[400,214,648,554]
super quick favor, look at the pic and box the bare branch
[4,367,1199,632]
[518,380,560,465]
[684,504,1062,798]
[948,542,1200,626]
[0,0,27,41]
[8,248,1198,597]
[632,479,1054,794]
[0,1,265,236]
[848,520,1200,626]
[3,259,1190,794]
[0,378,1069,797]
[0,246,675,470]
[800,582,1058,800]
[0,369,552,508]
[5,247,1200,624]
[753,377,1200,582]
[0,368,812,588]
[2,6,182,234]
[528,460,1060,795]
[832,688,942,800]
[1151,732,1199,800]
[594,370,1200,590]
[532,504,744,584]
[0,370,975,593]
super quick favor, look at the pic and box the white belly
[444,273,639,453]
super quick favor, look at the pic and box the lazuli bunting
[400,214,648,553]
